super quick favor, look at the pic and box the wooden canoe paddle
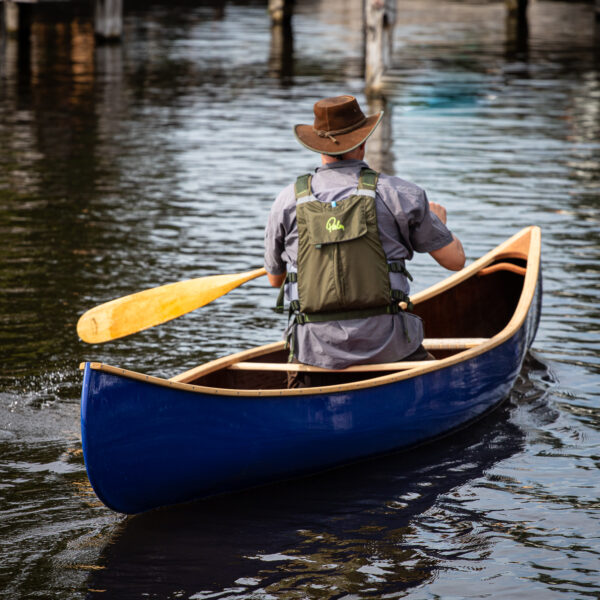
[77,268,267,344]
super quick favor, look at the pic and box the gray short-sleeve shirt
[264,159,453,369]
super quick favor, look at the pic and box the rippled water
[0,1,598,598]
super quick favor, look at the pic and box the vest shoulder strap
[357,168,379,192]
[294,174,312,200]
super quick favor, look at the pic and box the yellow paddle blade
[77,268,267,344]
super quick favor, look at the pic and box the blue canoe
[80,226,541,514]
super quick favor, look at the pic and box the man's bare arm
[430,236,465,271]
[428,202,465,271]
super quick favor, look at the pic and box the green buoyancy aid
[287,168,412,324]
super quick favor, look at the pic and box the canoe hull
[81,278,540,514]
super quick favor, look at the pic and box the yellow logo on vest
[326,217,345,232]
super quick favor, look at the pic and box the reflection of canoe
[80,226,541,514]
[86,403,526,596]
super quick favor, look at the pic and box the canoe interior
[190,256,527,391]
[415,256,527,339]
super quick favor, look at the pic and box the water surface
[0,1,599,598]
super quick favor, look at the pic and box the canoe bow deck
[80,226,541,513]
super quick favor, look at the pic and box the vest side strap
[388,262,413,281]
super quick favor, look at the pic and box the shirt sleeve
[264,188,290,275]
[409,189,454,253]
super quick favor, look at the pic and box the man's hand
[430,202,447,225]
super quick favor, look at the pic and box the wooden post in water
[4,1,32,38]
[94,0,123,41]
[4,1,20,35]
[506,0,528,23]
[505,0,528,57]
[3,0,32,69]
[269,19,294,82]
[268,0,293,25]
[364,0,396,93]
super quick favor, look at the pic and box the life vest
[277,168,413,326]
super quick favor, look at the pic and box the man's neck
[321,147,366,164]
[321,154,342,165]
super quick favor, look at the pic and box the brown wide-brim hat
[294,95,383,156]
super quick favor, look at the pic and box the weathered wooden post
[94,0,123,41]
[4,1,32,38]
[364,0,396,93]
[3,0,32,75]
[269,19,294,81]
[268,0,293,25]
[505,0,528,57]
[268,0,293,81]
[595,0,600,51]
[506,0,528,23]
[4,1,20,35]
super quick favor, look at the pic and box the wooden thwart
[228,361,431,373]
[227,338,490,373]
[423,337,488,350]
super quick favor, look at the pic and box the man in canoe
[264,95,465,387]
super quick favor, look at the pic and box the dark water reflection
[86,394,530,599]
[0,1,599,598]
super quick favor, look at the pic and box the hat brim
[293,111,384,156]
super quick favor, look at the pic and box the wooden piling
[364,0,396,93]
[4,1,32,38]
[268,0,293,25]
[3,0,32,53]
[269,20,294,81]
[94,0,123,41]
[505,0,528,56]
[4,1,20,34]
[506,0,528,22]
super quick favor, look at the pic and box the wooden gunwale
[82,226,540,397]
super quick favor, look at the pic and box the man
[264,95,465,387]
